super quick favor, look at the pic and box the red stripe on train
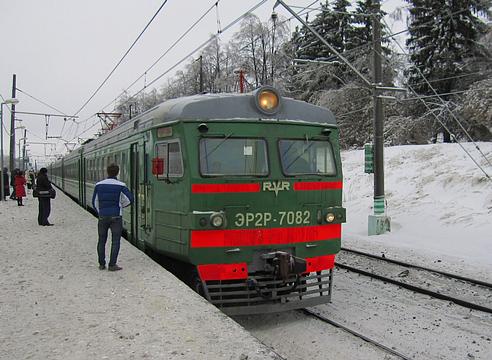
[191,183,261,193]
[198,263,248,281]
[293,181,343,191]
[306,255,335,272]
[191,224,341,248]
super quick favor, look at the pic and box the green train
[50,86,346,315]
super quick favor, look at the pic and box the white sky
[0,0,405,165]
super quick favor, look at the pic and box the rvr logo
[263,181,290,197]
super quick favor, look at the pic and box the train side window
[155,140,183,179]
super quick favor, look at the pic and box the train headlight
[210,212,225,228]
[325,212,335,223]
[254,86,281,115]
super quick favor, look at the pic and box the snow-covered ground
[342,142,492,282]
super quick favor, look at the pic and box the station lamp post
[1,98,20,201]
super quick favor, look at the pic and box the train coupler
[261,251,307,280]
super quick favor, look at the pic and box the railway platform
[0,189,279,360]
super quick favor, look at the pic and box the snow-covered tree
[405,0,491,95]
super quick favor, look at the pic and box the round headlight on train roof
[210,212,225,228]
[254,86,280,115]
[325,212,335,223]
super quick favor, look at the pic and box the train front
[187,87,346,315]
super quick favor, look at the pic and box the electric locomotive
[50,86,346,315]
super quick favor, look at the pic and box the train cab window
[199,138,268,176]
[155,140,183,179]
[279,139,336,176]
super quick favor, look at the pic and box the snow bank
[342,142,492,280]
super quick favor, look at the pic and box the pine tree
[405,0,491,96]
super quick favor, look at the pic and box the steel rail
[340,247,492,288]
[335,262,492,314]
[300,309,413,360]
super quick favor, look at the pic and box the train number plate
[234,211,310,227]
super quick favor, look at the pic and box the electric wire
[379,18,491,180]
[85,0,270,129]
[70,0,316,144]
[0,94,12,136]
[15,88,72,118]
[285,3,490,179]
[88,0,220,125]
[72,0,170,118]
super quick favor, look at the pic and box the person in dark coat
[15,170,26,206]
[2,168,10,200]
[36,168,53,226]
[10,168,19,200]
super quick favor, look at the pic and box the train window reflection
[155,140,184,179]
[279,139,336,176]
[200,138,268,176]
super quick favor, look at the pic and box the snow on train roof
[142,91,337,125]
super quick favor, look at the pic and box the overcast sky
[0,0,404,166]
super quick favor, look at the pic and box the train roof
[136,90,337,126]
[55,89,338,160]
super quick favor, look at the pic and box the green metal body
[49,90,346,313]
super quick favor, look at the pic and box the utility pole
[368,0,391,235]
[9,74,16,171]
[271,11,278,84]
[199,55,203,93]
[275,0,404,236]
[22,129,27,170]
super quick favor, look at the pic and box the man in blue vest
[92,163,134,271]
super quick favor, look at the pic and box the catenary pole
[9,74,16,172]
[372,1,384,214]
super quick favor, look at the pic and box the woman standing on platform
[10,168,18,200]
[36,168,53,226]
[15,170,26,206]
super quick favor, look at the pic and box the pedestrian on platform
[36,167,54,226]
[2,168,10,200]
[15,170,26,206]
[92,163,133,271]
[26,170,33,190]
[10,168,19,200]
[28,171,35,192]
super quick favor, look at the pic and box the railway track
[336,247,492,314]
[300,308,413,360]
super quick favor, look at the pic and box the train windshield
[200,138,268,176]
[279,139,336,175]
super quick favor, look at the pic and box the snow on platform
[0,191,278,360]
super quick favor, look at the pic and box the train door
[78,158,82,204]
[130,141,149,249]
[78,155,86,207]
[130,143,139,244]
[61,159,65,190]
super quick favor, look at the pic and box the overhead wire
[88,0,220,123]
[89,0,269,126]
[283,3,490,179]
[70,0,318,144]
[378,17,491,180]
[72,0,170,118]
[67,0,359,146]
[15,88,72,117]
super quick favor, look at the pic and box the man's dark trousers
[38,198,51,225]
[97,216,123,267]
